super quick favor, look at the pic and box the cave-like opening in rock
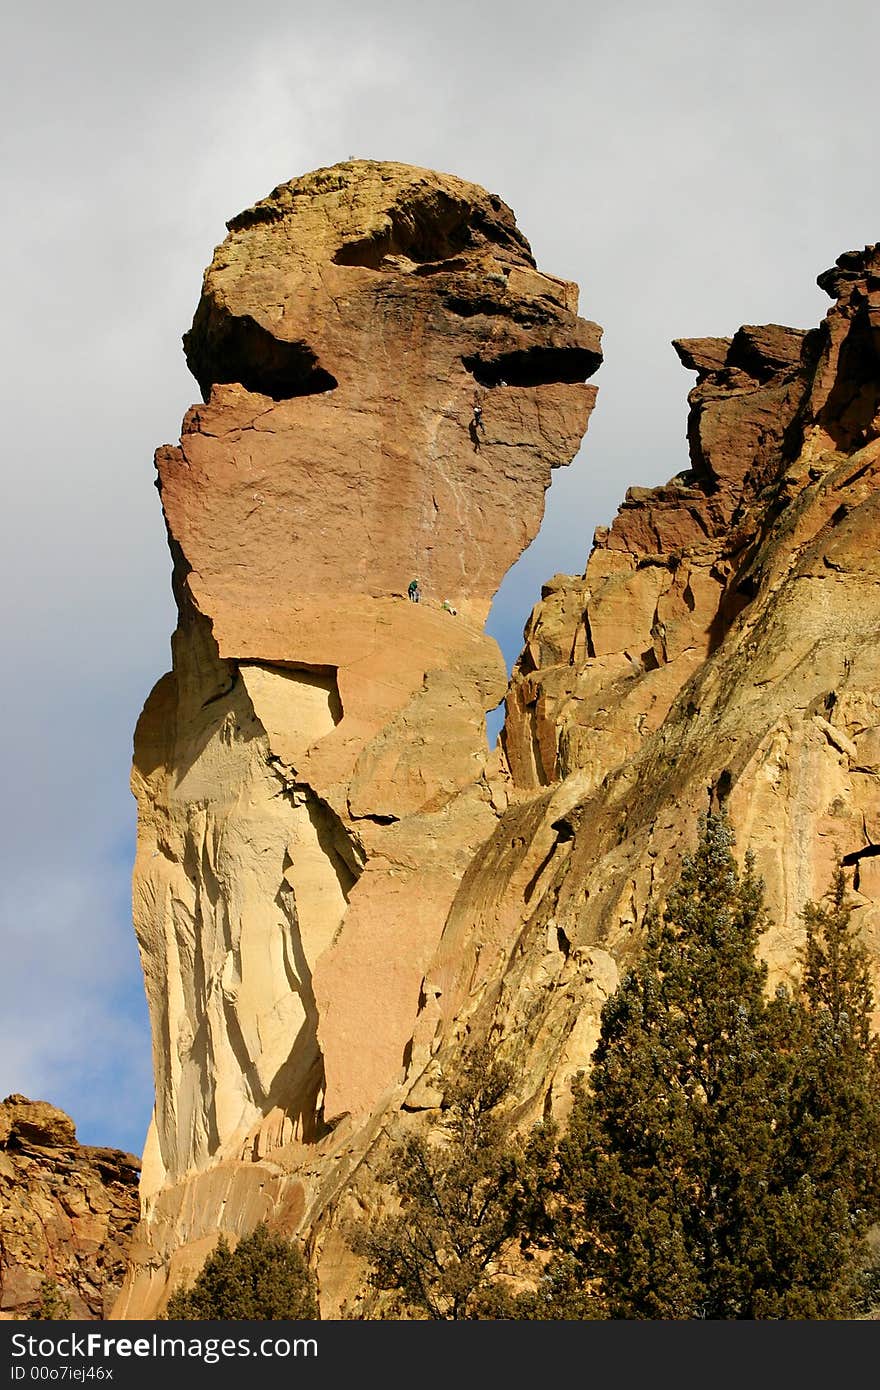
[185,311,338,402]
[463,344,601,388]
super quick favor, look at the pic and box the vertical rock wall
[130,161,600,1213]
[122,172,880,1318]
[423,246,880,1120]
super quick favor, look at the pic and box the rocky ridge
[0,1096,139,1319]
[117,162,880,1317]
[421,245,880,1143]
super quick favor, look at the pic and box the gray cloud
[2,0,877,1152]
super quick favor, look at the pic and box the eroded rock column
[132,160,601,1198]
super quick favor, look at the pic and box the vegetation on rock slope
[164,1223,317,1321]
[350,817,880,1319]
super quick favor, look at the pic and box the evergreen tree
[164,1222,317,1320]
[539,817,880,1319]
[348,1044,531,1319]
[757,867,880,1317]
[33,1278,71,1320]
[346,818,880,1319]
[797,866,880,1201]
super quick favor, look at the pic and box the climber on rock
[469,396,486,452]
[441,598,457,615]
[408,578,421,603]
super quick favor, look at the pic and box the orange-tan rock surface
[426,244,880,1111]
[502,320,811,789]
[333,241,880,1315]
[120,169,880,1319]
[0,1096,139,1319]
[121,161,600,1314]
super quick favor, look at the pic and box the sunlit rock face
[122,178,880,1321]
[130,160,600,1210]
[0,1096,139,1320]
[432,245,880,1123]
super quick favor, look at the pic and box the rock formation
[120,161,599,1314]
[428,244,880,1123]
[118,158,880,1317]
[0,1096,139,1319]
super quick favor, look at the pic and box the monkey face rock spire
[167,159,600,634]
[131,161,601,1211]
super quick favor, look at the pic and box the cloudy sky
[1,0,877,1155]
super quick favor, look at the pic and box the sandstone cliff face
[502,321,809,790]
[425,244,880,1126]
[325,242,880,1315]
[0,1097,139,1319]
[121,162,599,1314]
[120,163,880,1318]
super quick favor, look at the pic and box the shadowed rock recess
[118,168,880,1318]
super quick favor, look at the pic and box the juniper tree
[164,1222,317,1320]
[349,1044,532,1319]
[33,1278,71,1320]
[538,817,880,1319]
[796,866,880,1201]
[759,867,880,1317]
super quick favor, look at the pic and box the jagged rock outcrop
[120,163,880,1316]
[502,321,812,789]
[425,244,880,1118]
[0,1096,139,1319]
[327,242,880,1315]
[120,162,599,1315]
